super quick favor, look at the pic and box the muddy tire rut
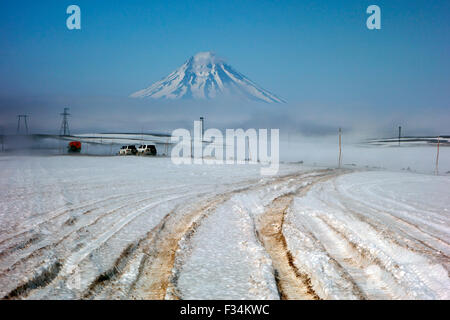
[129,170,341,300]
[130,195,230,299]
[1,168,351,300]
[255,172,345,300]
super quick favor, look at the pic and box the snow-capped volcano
[130,52,285,103]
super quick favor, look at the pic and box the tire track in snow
[0,191,178,274]
[98,172,312,299]
[62,194,194,274]
[0,193,148,260]
[1,168,274,299]
[284,173,450,300]
[1,191,195,299]
[0,184,199,276]
[255,170,366,300]
[164,170,341,300]
[322,183,450,273]
[84,181,261,299]
[331,179,450,249]
[316,206,448,299]
[256,194,319,299]
[0,184,191,248]
[133,195,230,300]
[311,214,396,299]
[0,200,143,284]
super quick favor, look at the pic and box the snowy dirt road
[0,156,448,299]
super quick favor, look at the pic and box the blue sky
[0,0,449,135]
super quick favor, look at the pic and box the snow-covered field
[0,155,448,300]
[283,172,450,299]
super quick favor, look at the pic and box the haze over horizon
[0,0,449,137]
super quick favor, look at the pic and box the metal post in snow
[247,138,251,162]
[24,116,29,135]
[435,136,440,176]
[200,117,204,141]
[165,137,169,156]
[200,117,204,161]
[0,127,4,152]
[338,128,342,168]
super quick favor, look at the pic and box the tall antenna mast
[17,115,29,135]
[60,108,71,136]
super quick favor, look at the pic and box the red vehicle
[68,141,82,153]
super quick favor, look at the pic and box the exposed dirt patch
[3,260,62,299]
[256,194,320,300]
[255,171,347,300]
[129,196,229,300]
[82,242,139,299]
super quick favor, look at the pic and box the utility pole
[339,128,342,168]
[0,126,4,152]
[398,126,402,146]
[165,137,169,156]
[200,117,204,141]
[199,117,205,161]
[59,108,71,136]
[17,115,29,135]
[247,137,251,162]
[435,136,440,176]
